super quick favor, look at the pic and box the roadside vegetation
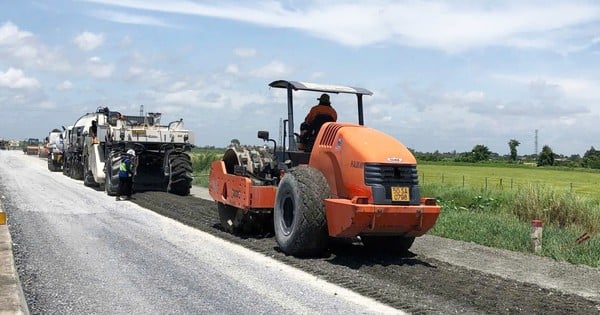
[422,182,600,267]
[189,144,600,267]
[189,147,222,187]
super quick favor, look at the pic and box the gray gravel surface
[0,150,401,314]
[3,149,600,314]
[132,190,600,314]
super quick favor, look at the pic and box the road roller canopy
[269,80,372,96]
[269,79,373,151]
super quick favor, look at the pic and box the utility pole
[534,129,538,156]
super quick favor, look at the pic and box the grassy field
[418,162,600,197]
[429,200,600,267]
[189,149,222,187]
[418,162,600,267]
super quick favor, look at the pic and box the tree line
[413,139,600,169]
[200,138,600,170]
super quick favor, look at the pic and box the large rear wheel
[69,156,83,180]
[274,166,330,257]
[104,150,121,196]
[47,156,56,171]
[167,154,193,196]
[83,155,98,187]
[62,154,69,176]
[70,165,83,180]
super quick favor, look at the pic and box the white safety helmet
[126,149,136,156]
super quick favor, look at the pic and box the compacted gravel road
[1,150,599,314]
[0,151,399,314]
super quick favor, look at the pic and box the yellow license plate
[391,186,410,202]
[132,129,146,135]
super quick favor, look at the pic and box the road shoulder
[0,197,29,314]
[413,235,600,303]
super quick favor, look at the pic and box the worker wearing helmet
[304,93,337,125]
[299,93,337,151]
[116,149,136,201]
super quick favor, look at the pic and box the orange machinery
[209,80,441,256]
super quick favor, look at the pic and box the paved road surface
[0,150,401,314]
[2,149,599,314]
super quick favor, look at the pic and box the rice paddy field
[417,162,600,197]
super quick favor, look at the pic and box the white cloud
[0,21,33,44]
[225,64,239,75]
[250,60,291,78]
[126,65,168,83]
[0,68,39,89]
[162,89,205,106]
[233,48,256,58]
[73,31,105,51]
[80,0,600,53]
[86,56,114,78]
[495,73,600,105]
[0,22,70,71]
[57,80,73,90]
[90,9,177,28]
[167,81,188,91]
[443,91,486,104]
[39,100,56,109]
[310,72,325,79]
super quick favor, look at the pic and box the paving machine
[63,107,194,196]
[46,128,64,171]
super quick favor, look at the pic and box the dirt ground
[132,190,600,314]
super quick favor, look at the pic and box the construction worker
[299,93,337,151]
[116,149,135,201]
[304,93,337,125]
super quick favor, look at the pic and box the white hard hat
[126,149,136,156]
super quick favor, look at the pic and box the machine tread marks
[360,235,416,253]
[274,166,330,257]
[104,150,121,196]
[167,154,192,196]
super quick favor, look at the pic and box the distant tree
[537,145,555,166]
[230,139,240,146]
[582,146,600,169]
[471,144,491,162]
[508,139,520,161]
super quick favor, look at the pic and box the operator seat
[303,113,335,152]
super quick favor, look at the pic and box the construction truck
[47,128,65,171]
[209,80,441,256]
[23,138,40,155]
[63,107,194,196]
[0,138,8,150]
[38,137,50,158]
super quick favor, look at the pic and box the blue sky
[1,0,600,156]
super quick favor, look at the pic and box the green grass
[189,150,222,187]
[422,182,600,267]
[418,162,600,197]
[429,206,530,251]
[429,204,600,267]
